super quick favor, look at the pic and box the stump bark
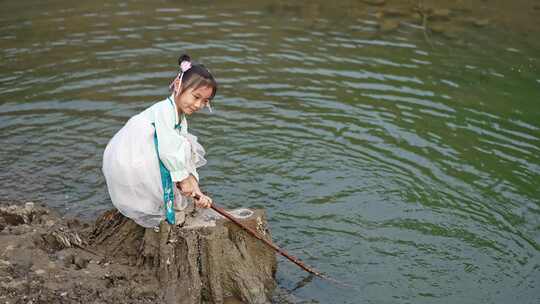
[89,208,277,304]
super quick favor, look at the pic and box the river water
[1,0,539,303]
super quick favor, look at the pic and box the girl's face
[175,85,213,115]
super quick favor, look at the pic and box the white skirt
[102,114,206,228]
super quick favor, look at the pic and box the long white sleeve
[152,99,197,182]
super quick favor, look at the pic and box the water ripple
[1,1,539,303]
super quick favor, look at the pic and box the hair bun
[178,54,191,65]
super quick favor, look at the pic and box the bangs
[184,77,217,100]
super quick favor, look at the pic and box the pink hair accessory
[180,60,192,72]
[170,60,192,97]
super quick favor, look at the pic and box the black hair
[176,54,218,100]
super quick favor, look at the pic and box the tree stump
[89,208,277,304]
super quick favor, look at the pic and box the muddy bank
[0,202,278,304]
[0,202,159,303]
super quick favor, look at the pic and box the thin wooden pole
[189,194,352,288]
[210,203,353,288]
[210,203,324,277]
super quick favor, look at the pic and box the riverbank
[0,202,287,304]
[0,202,161,303]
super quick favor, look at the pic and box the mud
[0,202,160,303]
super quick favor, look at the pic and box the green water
[1,1,539,303]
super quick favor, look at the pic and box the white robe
[102,95,206,227]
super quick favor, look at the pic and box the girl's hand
[176,175,212,208]
[193,191,212,208]
[177,175,198,197]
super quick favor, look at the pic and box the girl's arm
[153,101,211,207]
[154,101,193,183]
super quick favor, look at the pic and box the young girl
[102,54,217,228]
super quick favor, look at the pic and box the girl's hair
[177,54,217,100]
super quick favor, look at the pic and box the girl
[102,54,217,228]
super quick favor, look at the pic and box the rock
[40,224,84,252]
[63,253,75,267]
[380,19,400,32]
[0,259,11,266]
[0,206,26,226]
[25,202,35,211]
[74,256,89,270]
[35,269,46,275]
[473,19,490,27]
[66,218,81,229]
[11,224,32,235]
[431,8,451,20]
[0,203,49,227]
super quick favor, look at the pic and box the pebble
[74,256,89,270]
[48,262,56,270]
[35,269,46,275]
